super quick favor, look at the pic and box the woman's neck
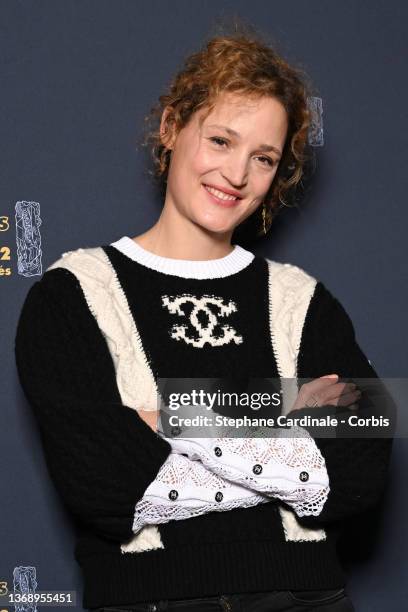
[132,209,234,261]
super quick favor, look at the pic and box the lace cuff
[167,426,330,517]
[132,453,269,535]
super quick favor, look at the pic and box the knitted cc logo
[161,293,243,348]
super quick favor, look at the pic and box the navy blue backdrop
[2,1,407,610]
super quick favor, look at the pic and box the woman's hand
[137,409,158,432]
[291,374,362,412]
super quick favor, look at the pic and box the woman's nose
[220,156,249,189]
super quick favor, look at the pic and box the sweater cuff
[168,435,330,517]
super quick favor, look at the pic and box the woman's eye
[208,139,275,167]
[209,136,228,147]
[256,156,275,167]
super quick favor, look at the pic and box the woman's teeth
[204,185,238,201]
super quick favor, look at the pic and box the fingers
[331,388,362,407]
[304,374,339,395]
[299,375,361,409]
[320,382,361,405]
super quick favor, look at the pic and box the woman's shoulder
[46,241,108,274]
[18,242,110,319]
[263,255,320,299]
[37,242,113,293]
[261,256,349,330]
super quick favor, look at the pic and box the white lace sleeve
[167,426,330,517]
[132,453,269,535]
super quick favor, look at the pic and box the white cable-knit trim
[279,506,326,542]
[120,525,164,553]
[47,247,159,412]
[266,259,317,415]
[266,259,327,542]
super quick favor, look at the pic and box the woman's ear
[159,106,177,150]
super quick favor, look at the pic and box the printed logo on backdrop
[0,566,76,609]
[13,566,38,612]
[307,96,324,146]
[15,201,43,276]
[161,293,243,348]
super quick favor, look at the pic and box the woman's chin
[194,213,237,235]
[197,221,236,235]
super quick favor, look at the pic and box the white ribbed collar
[109,236,255,279]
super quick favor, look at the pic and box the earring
[262,202,267,235]
[261,201,273,235]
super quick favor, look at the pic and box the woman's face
[162,91,288,236]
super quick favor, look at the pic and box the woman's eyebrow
[206,123,282,156]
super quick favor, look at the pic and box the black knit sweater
[14,236,393,609]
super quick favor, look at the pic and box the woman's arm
[286,281,395,527]
[14,268,172,542]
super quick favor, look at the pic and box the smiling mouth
[202,184,242,206]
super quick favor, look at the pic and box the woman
[15,31,393,611]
